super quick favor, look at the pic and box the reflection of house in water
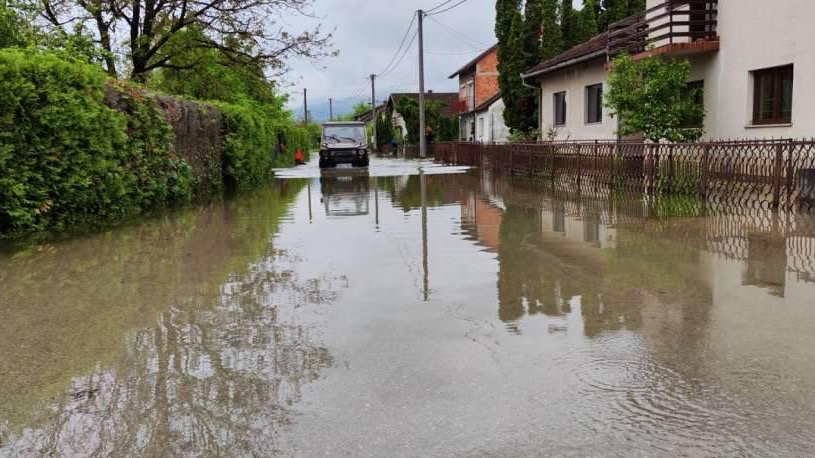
[743,233,787,297]
[460,193,504,251]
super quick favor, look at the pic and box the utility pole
[417,9,427,158]
[370,74,377,152]
[329,98,333,121]
[303,88,308,126]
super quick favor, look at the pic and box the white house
[522,0,815,141]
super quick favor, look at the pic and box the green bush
[215,102,313,190]
[0,49,193,236]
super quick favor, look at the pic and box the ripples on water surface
[1,156,815,457]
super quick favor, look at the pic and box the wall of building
[475,49,500,108]
[647,0,815,139]
[538,60,618,141]
[473,99,510,143]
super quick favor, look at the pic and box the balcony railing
[607,0,719,56]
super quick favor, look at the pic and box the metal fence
[434,140,815,210]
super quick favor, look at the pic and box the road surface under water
[2,156,815,457]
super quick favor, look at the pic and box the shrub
[0,49,193,236]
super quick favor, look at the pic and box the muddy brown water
[2,157,815,457]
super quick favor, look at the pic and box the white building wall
[538,61,618,141]
[646,0,815,139]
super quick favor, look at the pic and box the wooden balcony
[607,0,719,59]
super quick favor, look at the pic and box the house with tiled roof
[449,44,509,143]
[521,0,815,141]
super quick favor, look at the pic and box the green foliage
[375,111,394,145]
[496,0,540,133]
[573,0,599,44]
[0,49,194,236]
[540,0,564,60]
[0,2,27,48]
[394,97,455,144]
[597,0,645,31]
[605,54,705,142]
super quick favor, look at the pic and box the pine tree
[573,0,599,44]
[560,0,576,48]
[540,0,563,60]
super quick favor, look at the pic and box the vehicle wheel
[319,159,328,169]
[358,156,370,167]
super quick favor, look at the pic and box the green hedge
[215,101,314,190]
[0,49,194,236]
[0,49,314,237]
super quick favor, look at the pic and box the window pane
[781,71,793,120]
[586,84,602,123]
[554,92,566,126]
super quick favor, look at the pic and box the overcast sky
[283,0,582,117]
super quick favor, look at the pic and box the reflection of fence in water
[483,172,815,281]
[436,140,815,210]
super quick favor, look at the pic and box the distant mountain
[290,95,374,123]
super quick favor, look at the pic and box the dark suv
[319,122,370,168]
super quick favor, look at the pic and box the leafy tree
[605,54,705,142]
[375,111,394,145]
[26,0,334,80]
[394,97,453,144]
[0,2,27,48]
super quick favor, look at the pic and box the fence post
[700,143,710,198]
[576,144,583,186]
[668,144,675,194]
[772,142,784,209]
[529,146,534,176]
[786,138,795,208]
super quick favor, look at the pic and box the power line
[426,15,490,49]
[378,27,419,79]
[426,0,472,16]
[425,0,458,14]
[376,13,417,77]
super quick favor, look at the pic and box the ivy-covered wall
[0,49,312,238]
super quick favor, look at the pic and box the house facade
[523,0,815,141]
[449,44,510,143]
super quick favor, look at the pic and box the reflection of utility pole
[307,180,313,223]
[329,98,333,121]
[417,9,427,159]
[421,169,429,301]
[375,177,379,228]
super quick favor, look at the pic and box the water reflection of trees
[0,180,339,456]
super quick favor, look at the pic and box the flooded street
[2,156,815,457]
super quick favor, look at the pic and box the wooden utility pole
[370,74,377,152]
[417,10,427,158]
[303,88,308,126]
[329,98,333,121]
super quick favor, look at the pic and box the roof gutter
[521,49,606,80]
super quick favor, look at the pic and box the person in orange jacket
[294,148,305,165]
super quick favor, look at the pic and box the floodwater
[2,156,815,457]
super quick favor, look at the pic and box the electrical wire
[425,0,458,14]
[378,27,419,79]
[376,13,417,77]
[426,0,472,16]
[426,15,490,49]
